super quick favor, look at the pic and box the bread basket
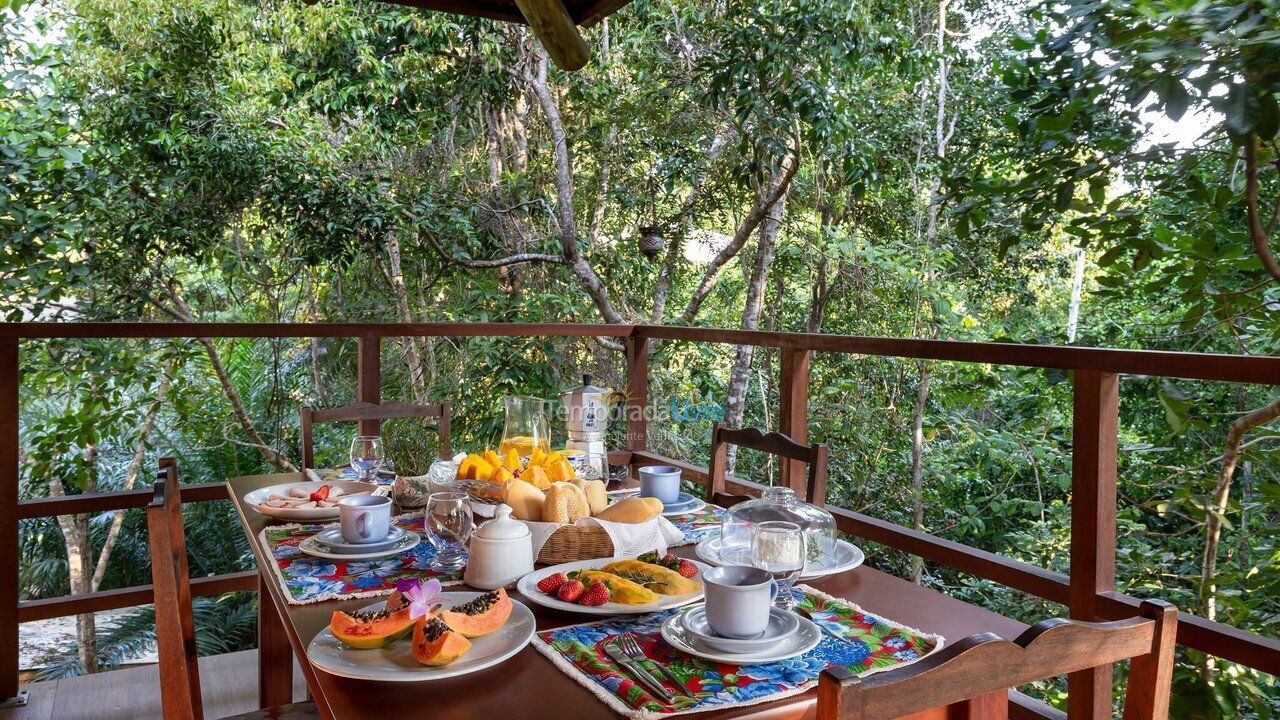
[537,524,615,564]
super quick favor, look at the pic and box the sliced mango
[524,465,551,490]
[482,450,503,469]
[574,570,660,605]
[529,447,546,468]
[503,448,522,472]
[489,466,515,484]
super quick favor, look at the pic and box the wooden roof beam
[513,0,590,70]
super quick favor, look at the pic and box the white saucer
[299,531,420,561]
[679,606,799,654]
[695,537,865,580]
[314,526,407,554]
[661,493,706,517]
[660,611,820,663]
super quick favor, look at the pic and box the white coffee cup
[702,565,779,639]
[638,465,682,505]
[338,495,392,544]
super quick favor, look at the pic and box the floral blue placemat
[532,585,943,719]
[667,505,726,547]
[259,514,465,604]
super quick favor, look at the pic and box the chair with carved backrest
[147,458,318,720]
[299,399,452,470]
[706,423,830,508]
[817,600,1178,720]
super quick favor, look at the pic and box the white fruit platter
[516,556,710,616]
[308,592,536,682]
[243,480,380,521]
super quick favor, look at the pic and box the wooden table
[228,472,1028,720]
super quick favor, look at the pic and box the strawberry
[676,558,698,578]
[556,579,586,603]
[537,572,569,594]
[577,581,610,606]
[309,484,331,503]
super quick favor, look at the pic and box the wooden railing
[2,322,1277,714]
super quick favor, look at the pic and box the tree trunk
[909,361,932,584]
[679,144,800,326]
[1066,248,1086,343]
[91,360,173,591]
[724,191,788,475]
[1199,393,1280,677]
[385,232,428,403]
[305,272,328,406]
[49,470,97,672]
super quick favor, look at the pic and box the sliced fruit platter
[307,580,537,682]
[516,553,709,616]
[244,480,379,520]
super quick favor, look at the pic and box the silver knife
[604,639,673,702]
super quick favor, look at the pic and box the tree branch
[678,138,801,325]
[1244,138,1280,283]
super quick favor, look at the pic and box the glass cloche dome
[717,486,837,568]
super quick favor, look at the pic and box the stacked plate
[299,526,421,561]
[661,606,821,663]
[660,492,706,517]
[694,537,865,580]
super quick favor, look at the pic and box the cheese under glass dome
[717,486,837,568]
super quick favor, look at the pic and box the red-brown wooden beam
[258,573,294,709]
[17,483,228,519]
[778,347,811,495]
[625,335,649,453]
[0,339,18,702]
[17,571,256,622]
[1068,370,1119,720]
[356,336,381,436]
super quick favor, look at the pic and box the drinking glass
[569,452,608,483]
[425,492,473,572]
[349,435,385,482]
[751,520,806,610]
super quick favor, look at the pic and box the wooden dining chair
[817,600,1178,720]
[707,423,830,507]
[148,458,319,720]
[299,399,452,470]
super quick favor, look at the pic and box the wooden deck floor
[1,650,308,720]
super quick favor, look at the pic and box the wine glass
[751,520,807,610]
[349,435,385,482]
[425,492,473,572]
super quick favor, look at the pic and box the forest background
[3,0,1279,715]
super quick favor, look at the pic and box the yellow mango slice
[529,448,546,468]
[574,570,660,605]
[523,465,551,490]
[503,448,521,472]
[482,450,503,469]
[602,560,701,595]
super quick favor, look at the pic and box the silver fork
[619,632,686,697]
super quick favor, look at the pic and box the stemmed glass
[751,520,807,611]
[425,492,473,572]
[349,435,385,482]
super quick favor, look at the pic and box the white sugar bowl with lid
[463,504,534,590]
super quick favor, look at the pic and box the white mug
[702,565,779,639]
[338,495,392,544]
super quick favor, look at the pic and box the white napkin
[520,516,685,561]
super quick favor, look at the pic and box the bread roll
[543,482,590,523]
[582,480,608,515]
[594,496,663,524]
[503,478,545,521]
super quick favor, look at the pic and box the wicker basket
[537,524,615,565]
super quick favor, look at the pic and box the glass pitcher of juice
[499,395,551,461]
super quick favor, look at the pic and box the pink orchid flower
[398,578,443,620]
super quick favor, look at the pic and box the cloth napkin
[521,516,685,560]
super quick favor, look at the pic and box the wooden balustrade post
[625,335,649,453]
[357,336,382,436]
[0,338,21,706]
[1068,369,1119,720]
[779,346,812,496]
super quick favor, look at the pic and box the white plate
[516,558,709,616]
[299,531,421,562]
[679,605,800,654]
[660,611,821,663]
[307,593,536,682]
[661,494,706,517]
[244,480,379,521]
[695,538,865,580]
